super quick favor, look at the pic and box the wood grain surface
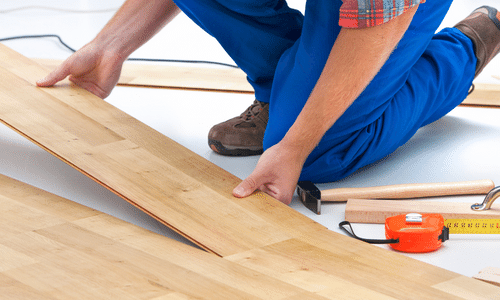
[0,174,325,299]
[35,59,500,108]
[345,198,500,224]
[2,44,500,299]
[463,83,500,108]
[35,58,254,93]
[320,179,495,202]
[473,267,500,287]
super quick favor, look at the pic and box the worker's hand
[232,142,305,205]
[36,43,125,99]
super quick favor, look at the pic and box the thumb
[36,64,70,87]
[233,176,261,198]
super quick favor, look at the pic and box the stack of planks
[1,44,499,299]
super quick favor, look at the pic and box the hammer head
[296,181,322,215]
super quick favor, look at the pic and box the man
[37,1,500,205]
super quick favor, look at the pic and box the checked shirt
[339,0,425,28]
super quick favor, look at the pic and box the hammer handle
[321,179,495,202]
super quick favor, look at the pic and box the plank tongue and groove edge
[1,44,499,299]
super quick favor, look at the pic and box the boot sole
[208,139,263,156]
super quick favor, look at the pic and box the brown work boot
[455,6,500,77]
[208,100,268,156]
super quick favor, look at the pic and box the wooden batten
[345,199,500,224]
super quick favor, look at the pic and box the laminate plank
[0,43,324,256]
[0,174,322,300]
[35,58,254,93]
[225,238,465,300]
[1,45,499,298]
[473,267,500,287]
[0,273,57,300]
[462,83,500,108]
[433,276,500,300]
[35,59,500,108]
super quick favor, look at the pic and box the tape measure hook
[472,186,500,211]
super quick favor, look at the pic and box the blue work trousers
[173,0,477,182]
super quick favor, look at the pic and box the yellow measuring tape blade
[445,219,500,234]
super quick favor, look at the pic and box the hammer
[296,179,495,214]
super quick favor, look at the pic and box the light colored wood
[462,83,500,108]
[473,267,500,287]
[321,180,495,202]
[0,174,325,299]
[35,59,500,109]
[1,45,324,257]
[345,198,500,224]
[1,44,500,299]
[432,276,500,300]
[35,58,254,93]
[3,167,494,300]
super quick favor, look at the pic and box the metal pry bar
[472,186,500,210]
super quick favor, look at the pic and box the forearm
[280,5,419,162]
[92,0,181,61]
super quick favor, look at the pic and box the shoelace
[241,101,265,121]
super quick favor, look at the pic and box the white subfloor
[1,0,500,278]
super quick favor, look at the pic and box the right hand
[233,141,307,205]
[36,43,125,99]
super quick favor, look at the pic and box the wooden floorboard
[2,46,324,257]
[35,58,254,94]
[463,83,500,108]
[35,59,500,108]
[0,174,325,300]
[1,44,499,299]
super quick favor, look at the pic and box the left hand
[232,142,306,205]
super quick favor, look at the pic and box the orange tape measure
[385,213,448,253]
[340,213,449,253]
[341,213,500,253]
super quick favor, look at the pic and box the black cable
[0,34,77,52]
[126,57,239,68]
[339,221,399,245]
[0,34,240,69]
[0,5,119,14]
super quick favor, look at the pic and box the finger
[36,63,71,87]
[260,184,293,205]
[233,175,262,198]
[69,76,109,99]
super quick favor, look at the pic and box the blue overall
[173,0,477,182]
